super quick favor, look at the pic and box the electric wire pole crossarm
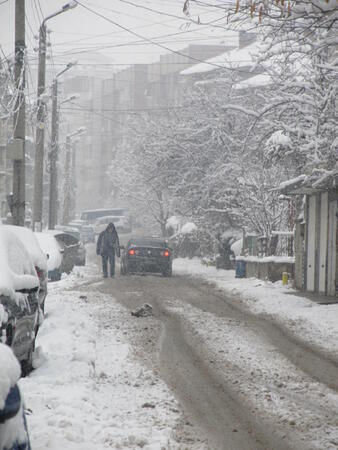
[32,1,77,232]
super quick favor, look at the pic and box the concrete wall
[244,260,294,283]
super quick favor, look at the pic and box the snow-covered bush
[169,221,200,259]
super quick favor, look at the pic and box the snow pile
[0,228,39,299]
[236,255,295,263]
[2,225,47,272]
[20,273,184,449]
[35,232,62,272]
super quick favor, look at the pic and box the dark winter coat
[96,223,120,257]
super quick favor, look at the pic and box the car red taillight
[128,249,136,256]
[162,249,170,257]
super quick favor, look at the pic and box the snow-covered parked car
[0,227,40,375]
[54,226,86,266]
[0,344,31,450]
[2,225,48,312]
[35,232,63,282]
[47,230,79,275]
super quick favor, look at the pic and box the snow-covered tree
[184,0,338,173]
[111,74,290,249]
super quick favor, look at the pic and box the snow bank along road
[21,248,338,450]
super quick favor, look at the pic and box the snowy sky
[0,0,237,73]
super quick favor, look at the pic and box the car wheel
[162,267,172,277]
[21,342,34,377]
[5,324,14,346]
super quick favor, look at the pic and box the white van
[81,208,132,232]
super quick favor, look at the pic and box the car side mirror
[46,253,50,260]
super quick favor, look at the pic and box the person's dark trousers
[102,254,115,278]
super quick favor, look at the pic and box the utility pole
[32,1,77,231]
[48,62,77,229]
[48,79,59,229]
[62,127,85,225]
[62,134,71,226]
[12,0,25,226]
[70,138,78,218]
[32,20,46,231]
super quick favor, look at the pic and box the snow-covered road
[19,263,187,449]
[19,254,338,449]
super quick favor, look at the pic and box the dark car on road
[120,237,172,277]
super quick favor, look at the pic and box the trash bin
[235,260,246,278]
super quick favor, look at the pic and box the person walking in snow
[96,222,120,278]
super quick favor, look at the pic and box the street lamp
[62,127,86,225]
[48,61,77,230]
[32,2,78,231]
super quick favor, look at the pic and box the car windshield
[129,238,167,248]
[82,226,93,232]
[97,216,120,224]
[81,208,127,221]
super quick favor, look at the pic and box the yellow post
[282,272,289,286]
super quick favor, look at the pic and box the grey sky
[0,0,236,74]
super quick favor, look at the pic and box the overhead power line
[113,0,230,30]
[64,102,194,113]
[75,1,254,75]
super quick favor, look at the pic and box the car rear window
[129,238,167,248]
